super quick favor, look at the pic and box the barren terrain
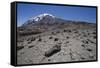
[17,23,97,65]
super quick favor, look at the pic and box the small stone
[54,38,59,41]
[38,38,42,42]
[66,36,69,39]
[49,36,53,39]
[87,48,92,52]
[44,44,61,57]
[27,41,32,44]
[28,45,34,48]
[30,37,36,41]
[17,46,24,50]
[80,57,86,60]
[81,44,86,48]
[48,59,51,61]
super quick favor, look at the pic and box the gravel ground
[17,24,97,65]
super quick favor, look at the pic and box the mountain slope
[22,13,68,27]
[17,13,96,37]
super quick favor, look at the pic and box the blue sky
[17,3,96,26]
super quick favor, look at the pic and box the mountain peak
[32,13,55,21]
[22,13,66,27]
[41,13,55,17]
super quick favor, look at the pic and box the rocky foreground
[17,23,97,65]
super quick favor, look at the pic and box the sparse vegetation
[66,36,69,39]
[74,31,78,33]
[27,41,32,44]
[66,41,69,43]
[17,13,96,64]
[92,32,96,34]
[30,37,36,41]
[17,46,24,50]
[56,31,60,33]
[87,39,96,44]
[28,45,34,48]
[88,33,90,35]
[38,38,42,42]
[80,57,86,60]
[18,30,42,36]
[51,32,56,35]
[58,42,62,44]
[89,55,94,59]
[93,36,96,39]
[48,59,51,61]
[54,38,59,41]
[63,29,71,32]
[83,34,87,37]
[81,44,87,48]
[27,38,30,41]
[86,48,92,52]
[49,36,53,39]
[82,40,88,44]
[68,30,71,32]
[63,30,67,32]
[69,52,75,60]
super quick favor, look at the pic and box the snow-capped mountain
[33,13,55,22]
[22,13,67,27]
[17,13,95,37]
